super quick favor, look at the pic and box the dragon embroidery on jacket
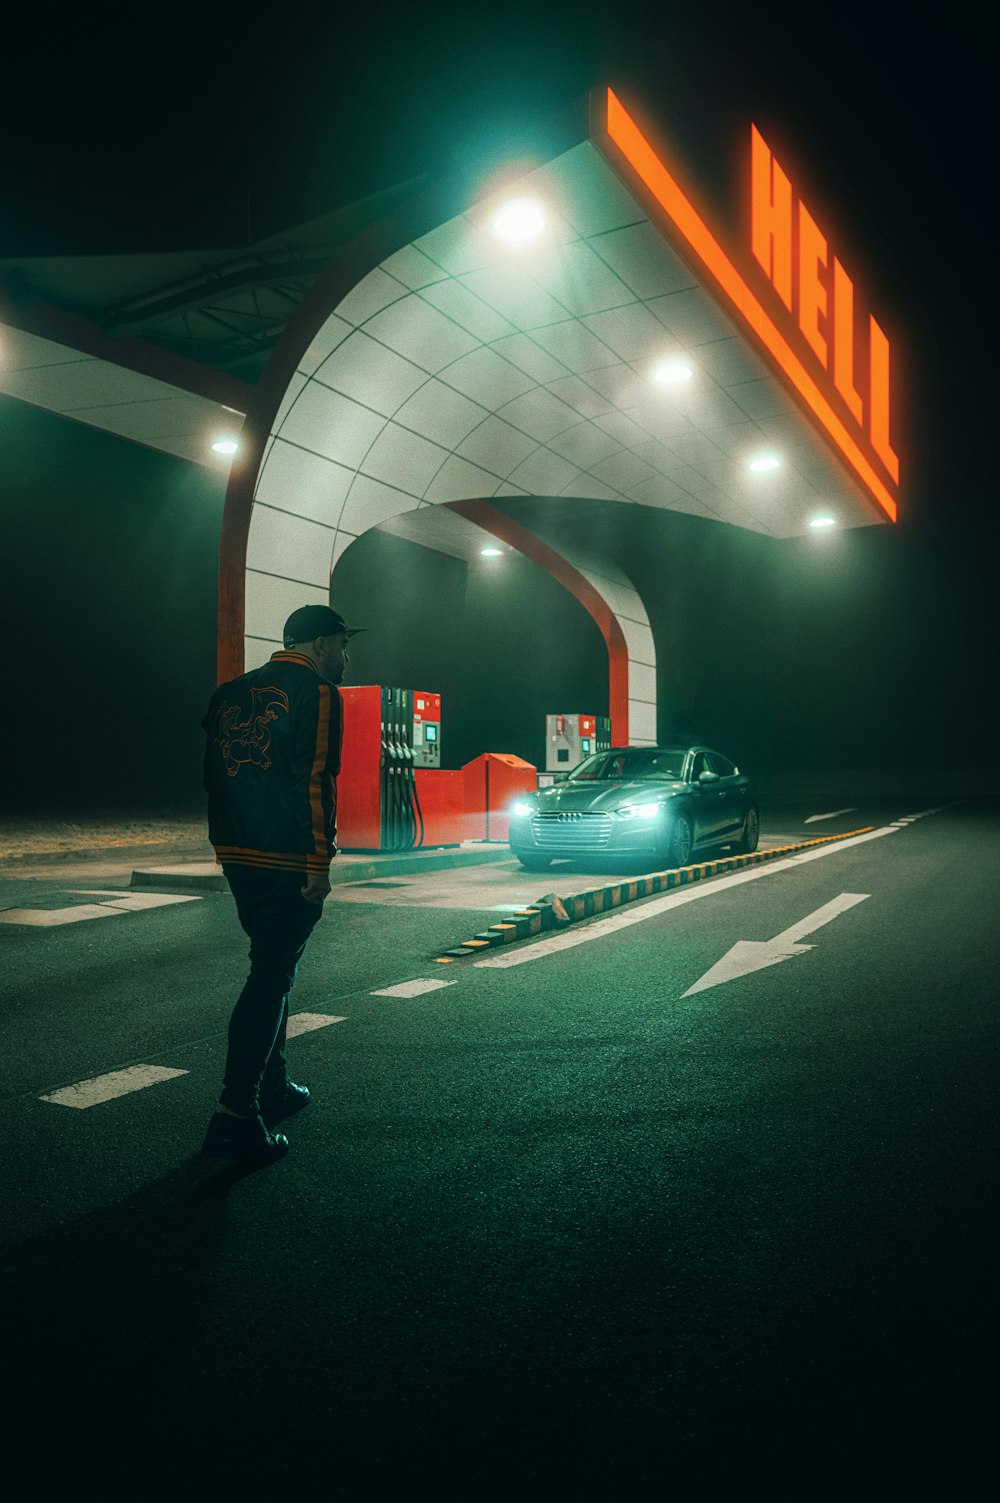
[213,687,290,776]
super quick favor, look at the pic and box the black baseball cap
[282,605,366,648]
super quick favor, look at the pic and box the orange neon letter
[797,200,829,367]
[751,125,793,312]
[832,258,864,424]
[869,315,899,483]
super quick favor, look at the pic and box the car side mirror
[698,769,720,785]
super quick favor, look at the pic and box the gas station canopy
[234,88,900,737]
[1,87,901,744]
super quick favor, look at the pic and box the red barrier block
[462,752,537,842]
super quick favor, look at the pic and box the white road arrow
[681,892,869,997]
[803,807,857,823]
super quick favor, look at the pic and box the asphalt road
[1,791,997,1491]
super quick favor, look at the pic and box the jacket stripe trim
[217,852,330,872]
[310,684,331,857]
[214,847,330,870]
[221,856,297,871]
[220,855,327,875]
[268,651,319,672]
[214,843,329,862]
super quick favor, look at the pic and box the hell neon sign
[601,88,899,523]
[750,126,898,489]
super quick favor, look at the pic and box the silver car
[509,743,759,871]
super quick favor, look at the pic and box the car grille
[531,812,614,848]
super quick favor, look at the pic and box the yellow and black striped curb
[431,827,875,962]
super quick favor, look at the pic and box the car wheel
[659,811,693,869]
[517,854,553,870]
[737,806,759,854]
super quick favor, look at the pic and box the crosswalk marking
[40,1065,189,1109]
[0,904,130,926]
[73,890,204,910]
[285,1013,347,1037]
[0,893,202,925]
[369,978,456,998]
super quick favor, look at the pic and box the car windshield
[569,748,687,782]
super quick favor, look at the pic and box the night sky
[1,2,994,810]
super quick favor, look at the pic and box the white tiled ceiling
[458,263,571,332]
[529,318,622,375]
[394,379,484,450]
[0,325,242,471]
[456,414,537,476]
[363,296,479,372]
[592,221,698,300]
[438,344,535,409]
[313,331,427,416]
[527,240,636,317]
[375,502,503,562]
[256,438,355,522]
[496,387,578,444]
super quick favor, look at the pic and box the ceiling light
[748,453,781,472]
[492,197,546,246]
[480,547,503,556]
[653,359,693,385]
[809,515,837,529]
[212,439,238,455]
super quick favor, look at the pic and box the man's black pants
[219,864,325,1115]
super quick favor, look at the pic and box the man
[199,604,363,1163]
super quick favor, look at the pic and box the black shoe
[201,1110,289,1163]
[259,1079,311,1126]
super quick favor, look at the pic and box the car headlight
[615,802,660,820]
[511,802,535,817]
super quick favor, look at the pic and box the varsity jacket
[201,650,344,875]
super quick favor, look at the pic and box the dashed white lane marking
[803,808,858,823]
[285,1012,347,1037]
[37,1013,344,1108]
[474,824,901,970]
[370,978,456,998]
[0,893,201,925]
[40,1065,189,1109]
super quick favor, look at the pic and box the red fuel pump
[337,686,464,851]
[545,713,612,772]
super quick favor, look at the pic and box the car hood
[532,780,686,813]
